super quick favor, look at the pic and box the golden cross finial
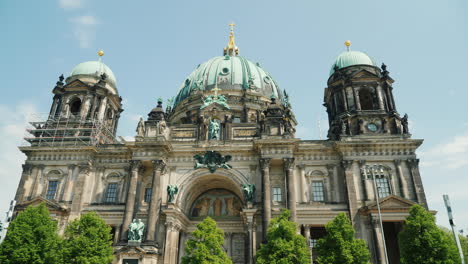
[229,22,235,32]
[212,85,221,98]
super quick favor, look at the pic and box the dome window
[70,98,82,115]
[220,67,230,75]
[263,76,271,84]
[185,79,191,86]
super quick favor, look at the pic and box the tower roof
[329,50,376,76]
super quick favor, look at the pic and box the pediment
[363,195,416,212]
[64,79,89,89]
[16,197,70,213]
[350,69,379,80]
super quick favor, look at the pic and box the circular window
[263,76,271,84]
[222,67,229,74]
[367,123,378,132]
[185,79,191,86]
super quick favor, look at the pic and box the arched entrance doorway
[173,173,250,264]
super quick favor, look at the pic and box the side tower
[26,51,123,146]
[325,41,408,140]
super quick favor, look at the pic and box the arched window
[70,98,82,115]
[43,170,63,200]
[359,88,375,110]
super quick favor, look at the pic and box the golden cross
[229,22,235,32]
[212,85,221,98]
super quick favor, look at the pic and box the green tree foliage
[0,203,63,264]
[399,204,461,264]
[440,226,468,263]
[256,210,311,264]
[181,216,232,264]
[315,213,370,264]
[63,212,114,264]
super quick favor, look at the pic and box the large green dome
[329,50,376,76]
[68,61,118,93]
[173,55,282,108]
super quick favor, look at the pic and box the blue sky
[0,0,467,230]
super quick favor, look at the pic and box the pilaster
[121,160,143,241]
[146,160,166,242]
[284,158,297,222]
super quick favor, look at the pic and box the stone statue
[402,114,409,134]
[158,120,167,135]
[167,185,179,203]
[208,120,220,140]
[341,119,347,135]
[136,117,145,137]
[241,184,256,203]
[128,219,145,242]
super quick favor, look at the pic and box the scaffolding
[23,113,118,147]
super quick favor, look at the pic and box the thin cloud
[58,0,84,10]
[0,103,37,218]
[420,132,468,169]
[69,15,99,49]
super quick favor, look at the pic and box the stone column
[304,225,312,260]
[328,164,340,202]
[394,160,408,199]
[62,165,76,202]
[97,96,108,121]
[15,164,32,202]
[376,86,385,110]
[372,217,386,264]
[341,160,358,225]
[121,160,142,240]
[260,158,271,235]
[113,224,121,244]
[407,159,428,208]
[164,221,181,264]
[243,208,257,264]
[91,167,105,202]
[342,89,349,111]
[146,160,166,242]
[359,160,373,201]
[299,165,307,202]
[79,95,92,119]
[284,158,297,222]
[354,89,362,110]
[32,165,45,198]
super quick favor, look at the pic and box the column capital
[259,158,271,170]
[283,158,295,170]
[358,160,366,166]
[152,159,167,173]
[22,164,33,173]
[407,159,419,168]
[341,160,354,170]
[130,160,142,172]
[394,159,402,166]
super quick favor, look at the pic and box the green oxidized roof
[70,61,117,87]
[329,50,376,76]
[173,55,282,108]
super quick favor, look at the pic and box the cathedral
[12,27,427,264]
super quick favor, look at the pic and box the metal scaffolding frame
[23,113,117,147]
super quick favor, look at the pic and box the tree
[256,210,310,264]
[0,203,63,264]
[315,213,370,264]
[440,226,468,263]
[399,204,461,264]
[63,212,114,264]
[182,216,232,264]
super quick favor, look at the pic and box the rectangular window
[144,188,152,203]
[46,181,59,200]
[105,183,118,203]
[376,177,391,198]
[273,187,282,202]
[311,181,325,202]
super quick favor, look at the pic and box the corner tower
[26,51,123,146]
[324,41,409,140]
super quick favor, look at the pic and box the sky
[0,0,467,231]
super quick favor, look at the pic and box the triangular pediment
[16,197,70,213]
[64,79,89,89]
[367,195,416,210]
[350,69,379,80]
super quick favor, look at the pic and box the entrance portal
[383,222,403,264]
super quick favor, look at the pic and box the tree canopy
[63,212,114,264]
[315,213,370,264]
[256,210,310,264]
[181,216,232,264]
[0,203,63,264]
[399,204,461,264]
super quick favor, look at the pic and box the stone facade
[12,39,427,264]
